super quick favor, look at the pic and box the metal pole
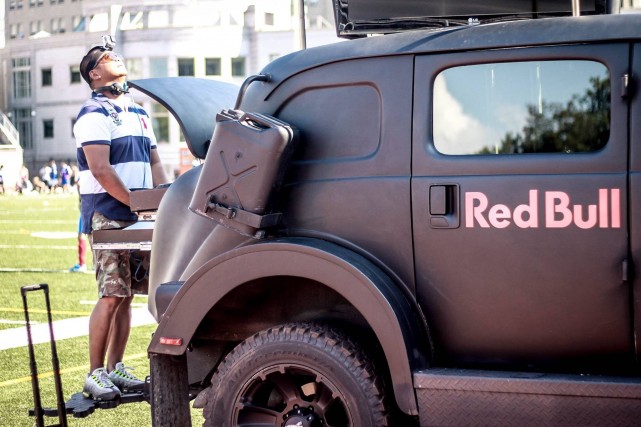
[44,284,68,427]
[298,0,307,50]
[572,0,581,16]
[21,284,45,427]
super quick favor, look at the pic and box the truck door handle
[429,184,460,228]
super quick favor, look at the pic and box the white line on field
[0,308,156,350]
[0,245,76,249]
[0,268,93,273]
[0,220,76,224]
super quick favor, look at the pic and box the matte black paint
[140,11,641,421]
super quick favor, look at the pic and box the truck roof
[263,14,641,81]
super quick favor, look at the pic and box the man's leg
[106,295,133,372]
[88,296,123,372]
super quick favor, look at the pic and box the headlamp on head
[80,35,120,85]
[102,34,116,51]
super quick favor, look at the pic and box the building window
[9,0,23,10]
[151,103,169,144]
[30,21,43,36]
[433,60,610,155]
[14,109,33,149]
[231,57,245,77]
[51,17,65,33]
[120,11,144,30]
[70,65,81,84]
[42,68,52,86]
[125,58,143,80]
[150,58,168,78]
[177,58,195,77]
[12,57,32,98]
[43,120,54,138]
[9,24,23,39]
[205,58,221,76]
[72,16,85,32]
[265,12,274,26]
[148,10,169,28]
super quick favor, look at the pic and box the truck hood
[129,77,239,159]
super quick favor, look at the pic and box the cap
[79,46,108,85]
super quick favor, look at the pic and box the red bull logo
[465,189,620,229]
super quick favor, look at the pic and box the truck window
[433,60,610,155]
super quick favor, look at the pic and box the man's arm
[83,144,131,206]
[150,148,169,186]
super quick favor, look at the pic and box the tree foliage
[479,76,610,154]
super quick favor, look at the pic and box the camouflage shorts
[91,212,149,298]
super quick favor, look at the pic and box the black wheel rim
[231,363,352,427]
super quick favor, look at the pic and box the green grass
[0,194,204,426]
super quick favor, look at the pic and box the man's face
[93,51,127,79]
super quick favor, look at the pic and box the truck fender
[148,237,427,415]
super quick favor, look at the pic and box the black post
[43,284,68,427]
[21,284,45,427]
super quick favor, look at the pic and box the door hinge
[622,259,629,282]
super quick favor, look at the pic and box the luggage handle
[21,283,68,427]
[21,283,49,296]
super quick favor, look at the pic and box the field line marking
[0,307,91,316]
[0,245,75,250]
[0,268,93,273]
[0,308,155,350]
[0,353,148,388]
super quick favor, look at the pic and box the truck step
[414,368,641,426]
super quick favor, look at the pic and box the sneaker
[108,362,145,392]
[69,264,87,272]
[83,368,121,400]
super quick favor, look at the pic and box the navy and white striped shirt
[74,92,157,234]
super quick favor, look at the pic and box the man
[74,40,168,400]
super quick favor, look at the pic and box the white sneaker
[83,368,121,400]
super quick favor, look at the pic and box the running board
[414,368,641,426]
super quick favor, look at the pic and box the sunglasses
[90,51,122,72]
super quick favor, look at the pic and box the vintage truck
[98,0,641,425]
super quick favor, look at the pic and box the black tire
[150,352,191,427]
[203,323,390,427]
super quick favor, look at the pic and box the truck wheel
[150,352,191,427]
[203,323,389,427]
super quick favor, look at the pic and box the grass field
[0,193,204,426]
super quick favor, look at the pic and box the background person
[74,39,168,401]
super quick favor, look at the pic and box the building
[0,0,338,181]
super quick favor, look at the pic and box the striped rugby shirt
[74,92,157,234]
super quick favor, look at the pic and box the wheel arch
[148,237,429,415]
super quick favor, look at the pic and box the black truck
[95,1,641,425]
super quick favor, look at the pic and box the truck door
[630,43,641,362]
[412,44,634,370]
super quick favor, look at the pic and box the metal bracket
[207,201,282,230]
